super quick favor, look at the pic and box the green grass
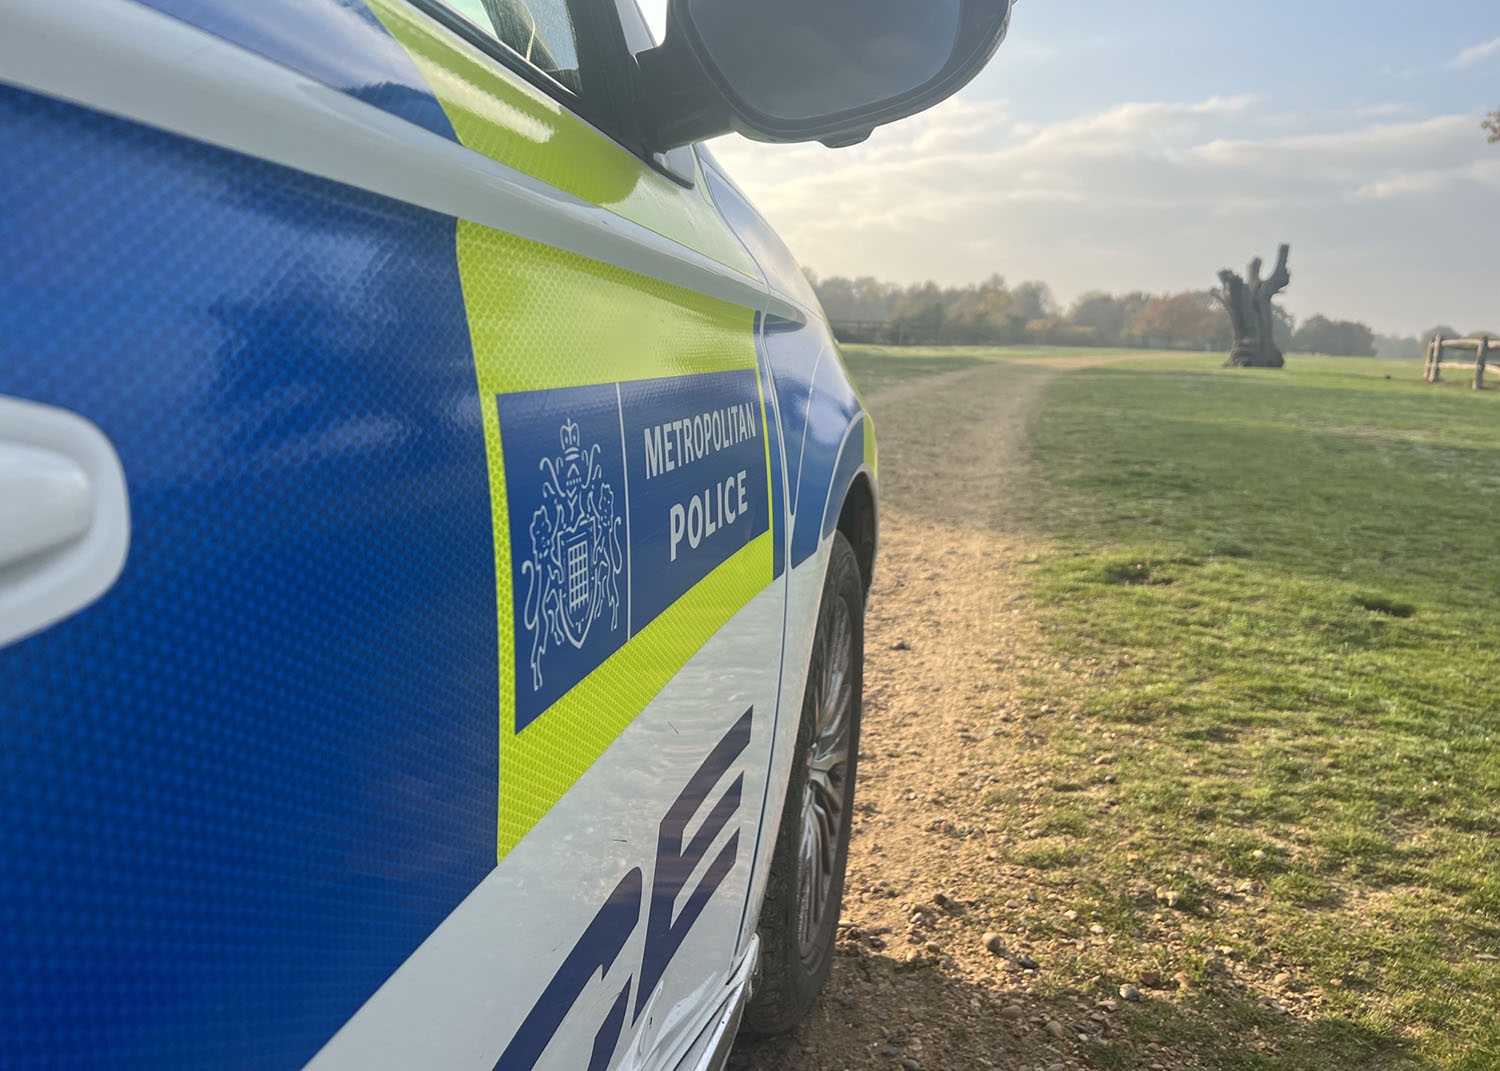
[1016,354,1500,1068]
[844,343,1205,364]
[838,349,984,395]
[838,343,1206,395]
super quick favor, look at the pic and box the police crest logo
[521,419,625,691]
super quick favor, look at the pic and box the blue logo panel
[498,371,768,731]
[620,369,768,625]
[498,384,629,731]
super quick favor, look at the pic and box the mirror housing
[636,0,1012,150]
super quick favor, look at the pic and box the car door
[0,0,788,1068]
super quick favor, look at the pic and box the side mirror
[636,0,1012,150]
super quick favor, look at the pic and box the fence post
[1432,334,1443,382]
[1478,337,1490,391]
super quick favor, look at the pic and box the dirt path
[732,361,1126,1071]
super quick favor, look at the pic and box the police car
[0,1,1010,1067]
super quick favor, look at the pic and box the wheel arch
[835,471,877,602]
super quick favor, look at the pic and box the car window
[434,0,583,93]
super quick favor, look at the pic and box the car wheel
[744,531,863,1034]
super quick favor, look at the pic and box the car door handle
[0,396,130,649]
[0,441,93,567]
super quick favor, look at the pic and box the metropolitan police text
[642,402,758,562]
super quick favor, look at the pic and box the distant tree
[947,275,1023,344]
[852,276,901,320]
[1486,109,1500,143]
[1271,303,1295,352]
[811,274,855,320]
[1010,280,1057,323]
[1069,291,1129,345]
[1291,315,1376,356]
[889,283,946,343]
[811,274,902,325]
[1374,333,1423,360]
[1129,291,1226,350]
[1421,324,1460,350]
[808,267,1387,353]
[1113,292,1154,345]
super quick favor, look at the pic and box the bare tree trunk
[1217,244,1290,367]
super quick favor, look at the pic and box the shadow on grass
[728,946,1406,1071]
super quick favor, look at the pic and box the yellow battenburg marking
[458,221,767,858]
[368,0,777,858]
[365,0,757,277]
[499,535,771,855]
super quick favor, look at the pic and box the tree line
[808,272,1487,358]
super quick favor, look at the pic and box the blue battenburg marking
[822,420,866,541]
[0,86,493,1070]
[500,372,769,731]
[780,330,864,573]
[758,315,818,519]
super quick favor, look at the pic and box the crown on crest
[559,420,580,452]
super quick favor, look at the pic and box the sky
[641,0,1499,336]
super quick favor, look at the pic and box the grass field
[844,346,1500,1069]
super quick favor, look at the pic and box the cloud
[1011,95,1257,151]
[707,95,1497,334]
[1354,160,1500,201]
[1354,171,1452,200]
[1451,36,1500,68]
[1187,116,1476,180]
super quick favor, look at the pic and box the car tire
[743,531,864,1035]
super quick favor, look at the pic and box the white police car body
[0,1,1010,1067]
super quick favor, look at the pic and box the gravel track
[731,362,1113,1071]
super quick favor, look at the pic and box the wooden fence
[1424,335,1494,389]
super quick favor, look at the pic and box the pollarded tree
[1216,244,1291,367]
